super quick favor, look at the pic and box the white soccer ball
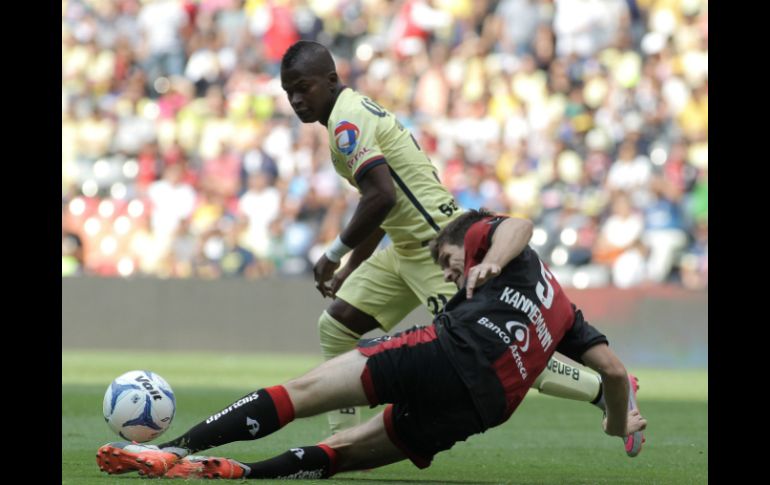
[102,370,176,442]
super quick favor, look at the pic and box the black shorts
[357,325,484,469]
[555,306,609,364]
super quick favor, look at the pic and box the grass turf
[63,350,707,484]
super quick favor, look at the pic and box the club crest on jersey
[335,121,360,155]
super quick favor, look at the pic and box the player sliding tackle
[96,209,646,480]
[278,40,621,437]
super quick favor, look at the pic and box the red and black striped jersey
[435,216,576,428]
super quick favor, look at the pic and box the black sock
[159,386,294,454]
[243,445,338,479]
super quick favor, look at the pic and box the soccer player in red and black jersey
[95,209,646,480]
[428,209,645,445]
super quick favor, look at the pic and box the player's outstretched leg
[158,385,296,454]
[161,409,406,479]
[96,350,372,477]
[95,384,295,477]
[162,445,335,479]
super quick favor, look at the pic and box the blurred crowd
[62,0,707,289]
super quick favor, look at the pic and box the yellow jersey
[327,88,461,251]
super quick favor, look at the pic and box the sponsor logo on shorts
[291,448,305,460]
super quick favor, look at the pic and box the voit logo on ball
[335,121,360,155]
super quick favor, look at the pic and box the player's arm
[581,344,647,438]
[340,164,396,248]
[327,227,385,297]
[466,217,534,298]
[313,164,395,296]
[345,226,386,268]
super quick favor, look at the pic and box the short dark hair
[281,40,336,74]
[430,208,495,263]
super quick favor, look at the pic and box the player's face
[280,68,334,124]
[437,243,466,289]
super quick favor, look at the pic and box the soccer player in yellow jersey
[279,41,638,454]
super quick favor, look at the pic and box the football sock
[241,444,338,479]
[159,386,294,454]
[318,311,363,433]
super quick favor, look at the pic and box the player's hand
[602,409,647,437]
[313,254,341,298]
[465,263,501,298]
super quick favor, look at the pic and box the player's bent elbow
[361,191,396,218]
[379,192,396,212]
[372,195,396,220]
[600,358,628,383]
[582,344,627,381]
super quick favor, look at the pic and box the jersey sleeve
[463,216,508,274]
[332,111,386,185]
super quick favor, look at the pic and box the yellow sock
[318,311,364,433]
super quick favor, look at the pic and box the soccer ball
[102,370,176,442]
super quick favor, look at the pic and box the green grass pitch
[63,350,707,484]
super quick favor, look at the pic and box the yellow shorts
[335,245,458,332]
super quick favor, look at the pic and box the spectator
[193,218,262,278]
[200,141,242,199]
[167,217,197,278]
[605,140,652,207]
[147,163,197,240]
[642,176,688,283]
[238,171,282,258]
[679,220,707,290]
[592,192,645,286]
[61,0,707,287]
[137,0,189,97]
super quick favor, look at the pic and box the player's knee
[318,311,361,359]
[320,430,354,450]
[285,373,319,396]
